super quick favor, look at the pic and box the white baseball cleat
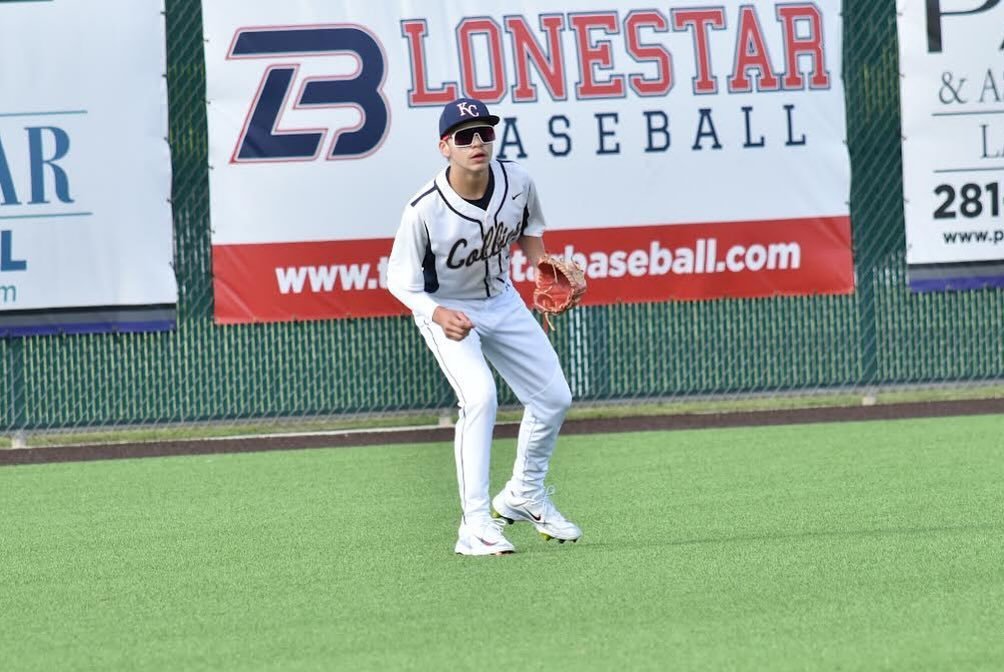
[454,518,516,556]
[491,485,582,543]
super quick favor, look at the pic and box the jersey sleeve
[521,175,546,237]
[387,206,440,321]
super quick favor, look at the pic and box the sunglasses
[446,125,496,147]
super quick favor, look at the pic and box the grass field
[2,415,1002,671]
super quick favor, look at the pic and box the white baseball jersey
[387,156,573,537]
[387,159,545,320]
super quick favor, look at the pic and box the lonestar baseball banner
[0,0,176,336]
[204,0,853,323]
[897,1,1004,291]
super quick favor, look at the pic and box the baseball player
[387,97,581,556]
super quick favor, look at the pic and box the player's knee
[536,378,572,421]
[462,385,498,418]
[552,379,573,416]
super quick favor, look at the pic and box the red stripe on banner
[213,238,399,323]
[213,216,853,324]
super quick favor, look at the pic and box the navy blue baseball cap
[439,97,500,137]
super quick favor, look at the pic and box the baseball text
[275,237,802,295]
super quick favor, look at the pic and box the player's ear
[438,138,450,159]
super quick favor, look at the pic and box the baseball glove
[533,254,587,330]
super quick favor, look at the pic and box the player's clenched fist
[432,306,474,341]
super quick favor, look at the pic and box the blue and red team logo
[227,24,389,162]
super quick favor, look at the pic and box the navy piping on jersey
[422,225,438,292]
[410,189,439,291]
[434,183,492,297]
[410,185,436,207]
[494,162,510,276]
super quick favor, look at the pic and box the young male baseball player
[387,97,581,556]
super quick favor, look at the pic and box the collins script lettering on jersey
[447,220,524,270]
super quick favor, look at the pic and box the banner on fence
[204,0,853,323]
[898,0,1004,291]
[0,0,176,336]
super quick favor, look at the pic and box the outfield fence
[3,0,1002,436]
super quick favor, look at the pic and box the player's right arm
[387,206,472,340]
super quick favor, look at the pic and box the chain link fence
[3,0,1002,437]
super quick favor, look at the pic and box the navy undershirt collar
[447,166,494,211]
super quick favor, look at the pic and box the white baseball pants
[415,286,572,526]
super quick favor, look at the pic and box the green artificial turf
[1,415,1002,671]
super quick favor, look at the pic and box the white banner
[204,0,853,323]
[0,0,176,335]
[898,0,1004,291]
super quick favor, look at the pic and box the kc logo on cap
[439,97,501,137]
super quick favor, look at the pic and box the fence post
[8,338,26,448]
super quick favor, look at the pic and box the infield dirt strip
[1,398,1001,467]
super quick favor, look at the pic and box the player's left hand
[533,255,587,329]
